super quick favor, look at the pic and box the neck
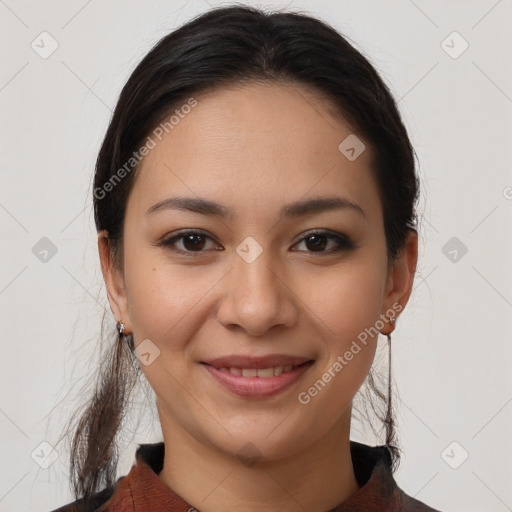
[157,409,360,512]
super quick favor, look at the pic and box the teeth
[256,367,274,378]
[219,365,299,377]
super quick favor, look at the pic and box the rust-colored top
[52,442,441,511]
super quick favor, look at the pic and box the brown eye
[182,233,207,251]
[292,230,356,254]
[159,230,219,254]
[304,234,328,251]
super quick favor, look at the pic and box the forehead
[127,82,381,223]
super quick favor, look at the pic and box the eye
[292,230,356,253]
[158,230,221,254]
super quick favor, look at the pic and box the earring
[117,320,134,351]
[116,321,126,337]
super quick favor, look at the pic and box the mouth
[201,354,313,370]
[200,355,315,398]
[203,361,310,377]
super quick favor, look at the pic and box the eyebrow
[145,195,366,220]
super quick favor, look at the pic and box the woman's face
[100,82,416,462]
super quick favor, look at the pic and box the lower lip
[201,361,314,399]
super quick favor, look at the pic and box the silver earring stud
[117,321,126,337]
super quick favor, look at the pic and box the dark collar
[136,439,393,487]
[132,441,406,511]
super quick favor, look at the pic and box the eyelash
[157,229,356,256]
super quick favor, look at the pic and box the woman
[53,4,441,511]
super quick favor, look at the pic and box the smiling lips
[201,354,314,398]
[218,365,299,377]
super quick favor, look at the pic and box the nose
[216,246,299,336]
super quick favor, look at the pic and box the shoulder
[349,441,444,512]
[49,486,115,512]
[49,442,164,512]
[399,489,443,511]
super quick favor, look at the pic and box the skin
[98,81,418,512]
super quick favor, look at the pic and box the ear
[98,230,131,332]
[379,229,418,335]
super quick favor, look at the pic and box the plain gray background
[1,1,511,511]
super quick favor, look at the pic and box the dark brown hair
[61,3,419,506]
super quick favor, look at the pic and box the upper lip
[201,354,314,369]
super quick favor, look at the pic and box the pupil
[184,234,205,250]
[307,235,326,251]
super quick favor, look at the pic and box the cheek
[296,253,386,404]
[296,266,383,429]
[123,245,199,348]
[123,243,230,363]
[301,256,387,345]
